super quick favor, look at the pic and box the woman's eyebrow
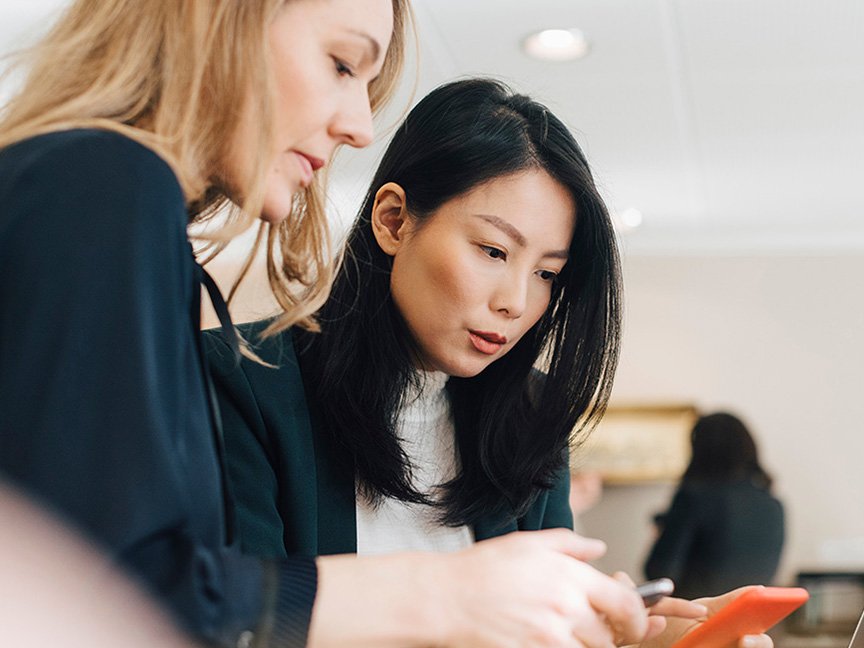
[544,249,570,260]
[472,213,569,259]
[473,213,526,246]
[347,29,382,64]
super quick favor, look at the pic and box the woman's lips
[293,152,325,188]
[469,330,507,355]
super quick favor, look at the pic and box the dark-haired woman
[206,79,771,648]
[645,412,785,599]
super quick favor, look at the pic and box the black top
[203,319,574,560]
[644,480,785,599]
[0,129,315,647]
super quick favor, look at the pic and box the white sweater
[355,371,474,555]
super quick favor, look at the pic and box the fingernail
[741,635,760,648]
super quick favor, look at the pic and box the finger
[534,616,589,648]
[642,615,668,642]
[572,569,646,644]
[528,528,608,562]
[695,585,764,614]
[649,596,708,619]
[537,606,614,648]
[612,571,636,588]
[739,633,773,648]
[567,606,617,648]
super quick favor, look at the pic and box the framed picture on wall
[573,404,698,483]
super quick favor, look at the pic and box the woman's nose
[492,276,528,319]
[330,86,374,149]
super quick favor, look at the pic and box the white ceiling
[3,0,863,255]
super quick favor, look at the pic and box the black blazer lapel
[294,334,358,556]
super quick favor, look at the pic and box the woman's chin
[258,181,303,224]
[259,197,296,224]
[439,358,493,379]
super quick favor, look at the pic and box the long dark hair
[296,78,622,526]
[682,412,773,490]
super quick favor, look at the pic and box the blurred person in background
[644,412,785,599]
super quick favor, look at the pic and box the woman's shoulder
[204,320,300,373]
[203,321,313,421]
[678,479,778,504]
[0,128,182,205]
[0,128,187,247]
[3,128,168,165]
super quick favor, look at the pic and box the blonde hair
[0,0,411,332]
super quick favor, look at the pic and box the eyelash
[333,58,356,78]
[479,245,559,282]
[480,244,506,261]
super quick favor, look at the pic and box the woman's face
[228,0,394,222]
[386,169,576,377]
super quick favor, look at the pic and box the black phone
[635,578,675,606]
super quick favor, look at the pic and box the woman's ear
[371,182,410,256]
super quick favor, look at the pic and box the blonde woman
[0,2,680,648]
[0,1,415,646]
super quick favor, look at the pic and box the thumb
[697,585,764,615]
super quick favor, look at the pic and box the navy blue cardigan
[204,319,574,560]
[0,130,314,647]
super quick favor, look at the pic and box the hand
[434,529,650,648]
[612,572,708,643]
[630,586,774,648]
[311,531,651,648]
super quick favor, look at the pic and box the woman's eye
[333,58,356,78]
[480,245,506,261]
[537,269,558,282]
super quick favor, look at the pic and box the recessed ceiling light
[522,28,590,62]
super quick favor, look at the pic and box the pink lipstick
[469,330,507,355]
[300,152,325,171]
[294,152,325,188]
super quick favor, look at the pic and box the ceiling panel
[1,0,861,253]
[409,0,864,252]
[677,0,864,237]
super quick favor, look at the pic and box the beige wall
[579,253,864,584]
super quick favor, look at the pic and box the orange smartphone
[671,586,809,648]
